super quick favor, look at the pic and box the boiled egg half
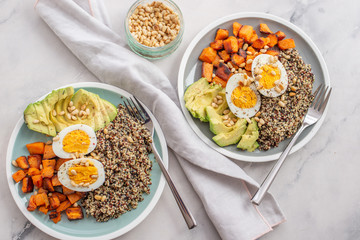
[57,158,105,192]
[52,124,97,159]
[225,73,261,118]
[252,54,288,97]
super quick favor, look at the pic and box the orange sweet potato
[65,207,84,220]
[43,177,54,192]
[31,175,43,189]
[215,28,229,40]
[233,22,242,37]
[62,186,75,195]
[245,55,255,71]
[51,175,62,187]
[215,62,232,81]
[55,158,71,171]
[43,144,56,159]
[238,48,247,59]
[28,155,42,169]
[26,142,45,155]
[12,170,27,183]
[34,192,47,207]
[265,49,280,56]
[28,168,41,176]
[212,55,221,68]
[275,30,286,40]
[246,46,256,55]
[210,40,223,50]
[38,187,48,194]
[22,176,34,193]
[248,30,258,44]
[38,206,49,215]
[201,62,214,82]
[16,156,29,169]
[218,50,230,62]
[251,38,266,49]
[223,36,239,53]
[66,193,82,204]
[260,37,270,46]
[199,47,217,63]
[27,195,37,211]
[212,76,227,88]
[278,38,296,50]
[41,167,54,178]
[42,159,56,169]
[267,34,278,47]
[238,25,254,43]
[56,200,72,212]
[49,211,61,224]
[259,23,273,34]
[49,195,61,210]
[237,38,244,49]
[52,192,67,202]
[231,54,245,67]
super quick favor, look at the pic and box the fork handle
[150,142,197,229]
[251,124,308,205]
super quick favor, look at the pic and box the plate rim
[177,12,331,162]
[6,82,168,239]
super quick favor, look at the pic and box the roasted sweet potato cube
[260,37,270,46]
[12,170,27,183]
[66,193,83,204]
[42,159,56,169]
[49,195,61,210]
[16,156,29,169]
[265,50,279,56]
[43,144,56,159]
[246,46,256,55]
[251,38,265,49]
[237,38,244,49]
[212,76,227,88]
[218,50,230,62]
[259,23,273,34]
[28,168,41,176]
[201,62,214,82]
[223,36,239,53]
[275,30,286,40]
[32,175,43,188]
[34,192,48,207]
[212,55,221,68]
[66,207,84,220]
[27,195,37,211]
[231,54,245,67]
[26,142,45,155]
[210,40,223,50]
[215,28,229,40]
[49,211,61,224]
[248,30,258,44]
[43,177,54,192]
[278,38,296,50]
[56,200,72,212]
[38,187,48,194]
[238,48,247,59]
[22,176,34,193]
[41,167,54,178]
[267,34,278,48]
[51,175,62,187]
[233,22,242,37]
[62,185,75,195]
[52,192,67,202]
[199,47,217,63]
[38,206,49,215]
[28,155,42,169]
[238,25,253,43]
[55,158,71,171]
[215,62,232,81]
[245,55,255,71]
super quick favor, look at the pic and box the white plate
[178,12,330,162]
[6,82,168,239]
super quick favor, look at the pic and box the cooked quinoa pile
[257,49,315,150]
[82,104,153,222]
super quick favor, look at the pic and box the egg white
[57,158,105,192]
[52,124,97,159]
[252,54,288,97]
[225,73,261,118]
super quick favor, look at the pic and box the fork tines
[124,96,150,123]
[311,84,332,112]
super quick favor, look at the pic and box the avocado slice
[24,103,50,135]
[205,106,234,135]
[214,89,229,115]
[212,119,247,147]
[50,98,69,132]
[184,77,209,103]
[32,101,58,137]
[102,99,118,122]
[237,119,259,152]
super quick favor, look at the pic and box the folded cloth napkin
[35,0,285,239]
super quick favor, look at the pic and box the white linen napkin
[35,0,286,239]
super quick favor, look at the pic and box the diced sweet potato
[41,167,54,178]
[218,50,230,62]
[237,38,244,49]
[201,62,214,82]
[267,34,278,47]
[246,46,256,55]
[51,175,62,187]
[55,158,71,171]
[215,62,232,81]
[231,54,245,67]
[22,176,34,193]
[199,47,217,63]
[66,193,82,204]
[238,25,253,43]
[214,28,229,40]
[16,156,29,169]
[259,23,273,34]
[245,55,255,71]
[238,48,247,59]
[275,30,286,40]
[233,22,242,37]
[49,211,61,224]
[65,207,84,220]
[265,50,280,56]
[28,168,41,176]
[52,192,67,202]
[26,142,45,155]
[28,155,42,169]
[62,185,75,195]
[27,195,37,211]
[43,177,54,192]
[278,38,296,50]
[38,187,48,194]
[38,206,49,215]
[223,36,239,53]
[43,144,56,159]
[212,76,227,88]
[56,200,72,212]
[12,170,27,183]
[210,40,223,50]
[34,192,48,207]
[260,37,270,46]
[251,38,265,49]
[49,195,61,210]
[212,55,221,68]
[248,30,258,44]
[42,159,56,169]
[32,175,43,189]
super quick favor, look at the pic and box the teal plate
[6,82,168,239]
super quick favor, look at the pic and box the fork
[124,96,197,229]
[251,84,332,205]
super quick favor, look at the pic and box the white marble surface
[1,0,359,239]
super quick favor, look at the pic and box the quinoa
[82,104,153,222]
[257,49,315,150]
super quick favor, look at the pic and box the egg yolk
[231,86,257,109]
[68,162,98,185]
[259,65,281,89]
[62,130,90,153]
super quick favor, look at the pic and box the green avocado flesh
[24,87,118,136]
[237,119,259,152]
